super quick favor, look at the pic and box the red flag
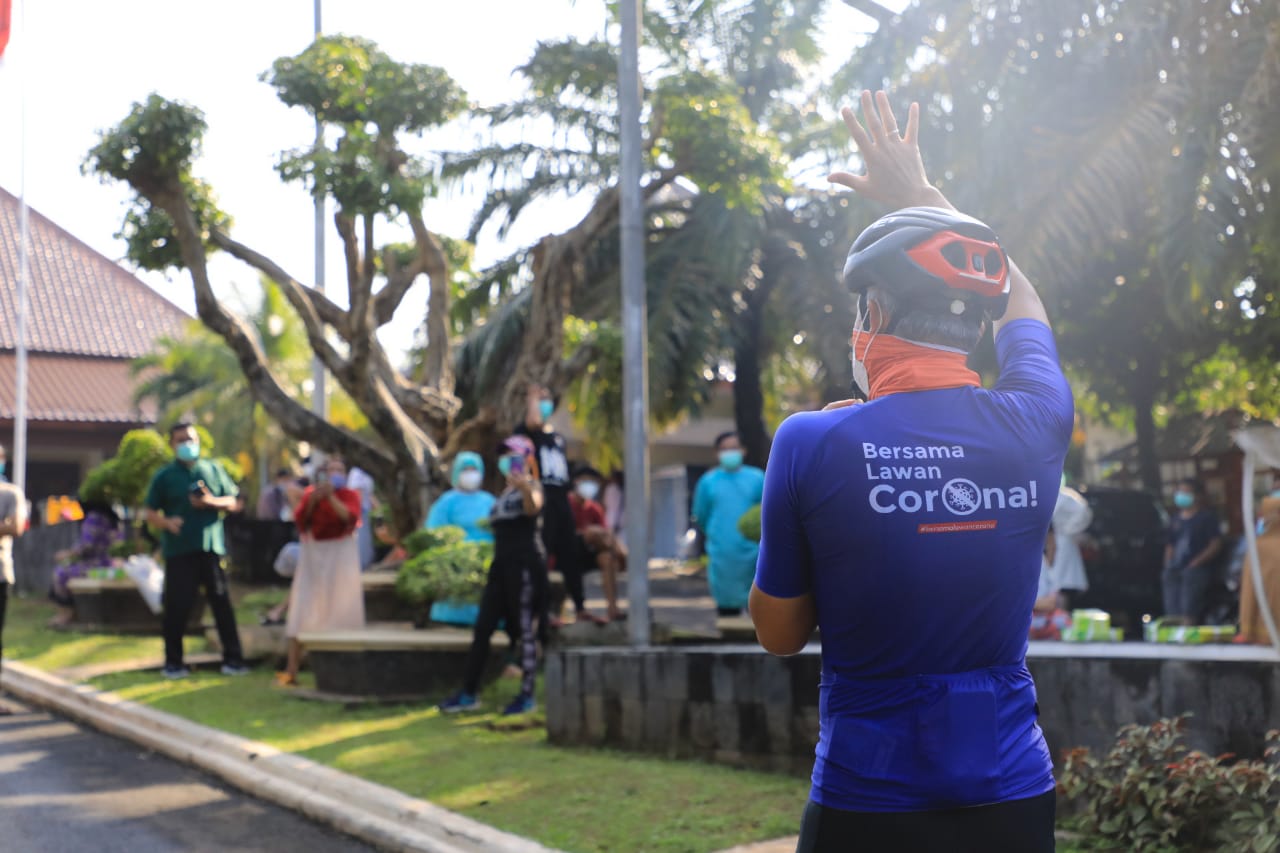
[0,0,10,59]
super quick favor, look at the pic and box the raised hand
[828,90,951,212]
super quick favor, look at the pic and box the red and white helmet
[843,206,1010,323]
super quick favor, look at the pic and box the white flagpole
[13,0,28,496]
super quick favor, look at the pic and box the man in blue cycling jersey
[750,90,1071,852]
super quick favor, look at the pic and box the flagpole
[13,0,28,496]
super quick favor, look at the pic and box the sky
[0,0,889,361]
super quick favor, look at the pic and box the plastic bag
[123,554,165,615]
[274,541,301,578]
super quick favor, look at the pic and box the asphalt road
[0,698,373,853]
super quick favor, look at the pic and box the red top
[295,486,362,541]
[569,493,606,532]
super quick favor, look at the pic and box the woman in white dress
[276,455,365,687]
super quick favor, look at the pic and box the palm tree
[830,0,1280,490]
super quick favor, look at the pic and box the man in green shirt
[143,423,247,679]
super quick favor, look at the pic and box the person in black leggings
[439,435,547,716]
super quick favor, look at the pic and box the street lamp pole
[311,0,327,422]
[618,0,651,647]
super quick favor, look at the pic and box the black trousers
[162,552,243,668]
[796,791,1056,853]
[543,508,585,613]
[462,555,544,698]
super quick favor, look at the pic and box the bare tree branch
[158,186,394,477]
[841,0,893,27]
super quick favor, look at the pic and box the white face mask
[457,470,483,491]
[576,481,600,501]
[850,295,879,398]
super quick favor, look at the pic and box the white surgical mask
[576,481,600,501]
[457,470,483,491]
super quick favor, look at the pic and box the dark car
[1069,485,1169,633]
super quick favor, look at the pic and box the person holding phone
[439,435,547,716]
[518,383,606,624]
[276,455,365,687]
[143,423,247,679]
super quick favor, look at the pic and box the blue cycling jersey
[754,319,1073,812]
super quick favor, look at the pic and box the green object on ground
[737,504,762,543]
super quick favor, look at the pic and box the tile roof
[0,185,189,358]
[0,353,157,424]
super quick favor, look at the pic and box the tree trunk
[732,280,775,469]
[1132,386,1162,495]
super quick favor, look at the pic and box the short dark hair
[868,286,985,352]
[275,468,292,479]
[714,431,738,450]
[1179,478,1207,497]
[168,421,195,439]
[574,465,603,481]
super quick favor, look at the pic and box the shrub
[401,525,466,558]
[395,538,492,607]
[738,504,762,542]
[1059,714,1280,852]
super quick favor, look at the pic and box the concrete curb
[1,661,560,853]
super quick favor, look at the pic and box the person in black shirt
[517,383,607,624]
[1162,478,1224,623]
[439,435,547,715]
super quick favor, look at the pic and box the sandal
[273,672,298,688]
[259,613,285,626]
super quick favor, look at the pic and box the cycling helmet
[842,206,1010,324]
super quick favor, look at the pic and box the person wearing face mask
[424,452,497,627]
[439,436,547,715]
[569,465,627,621]
[276,454,366,687]
[517,383,606,624]
[691,432,765,617]
[1162,478,1224,624]
[143,423,248,680]
[751,91,1071,851]
[1237,491,1280,645]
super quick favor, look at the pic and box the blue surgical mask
[539,399,555,421]
[1174,492,1194,509]
[329,474,346,490]
[719,449,744,471]
[498,456,513,478]
[175,441,200,463]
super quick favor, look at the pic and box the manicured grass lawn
[89,668,807,853]
[7,594,807,852]
[4,594,199,672]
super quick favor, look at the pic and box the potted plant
[395,526,492,627]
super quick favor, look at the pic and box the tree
[132,276,368,503]
[448,0,866,468]
[86,36,469,535]
[831,0,1280,491]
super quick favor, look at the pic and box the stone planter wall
[300,629,508,700]
[68,578,204,635]
[545,643,1280,775]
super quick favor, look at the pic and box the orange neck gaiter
[856,333,981,400]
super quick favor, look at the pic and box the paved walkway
[0,698,372,853]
